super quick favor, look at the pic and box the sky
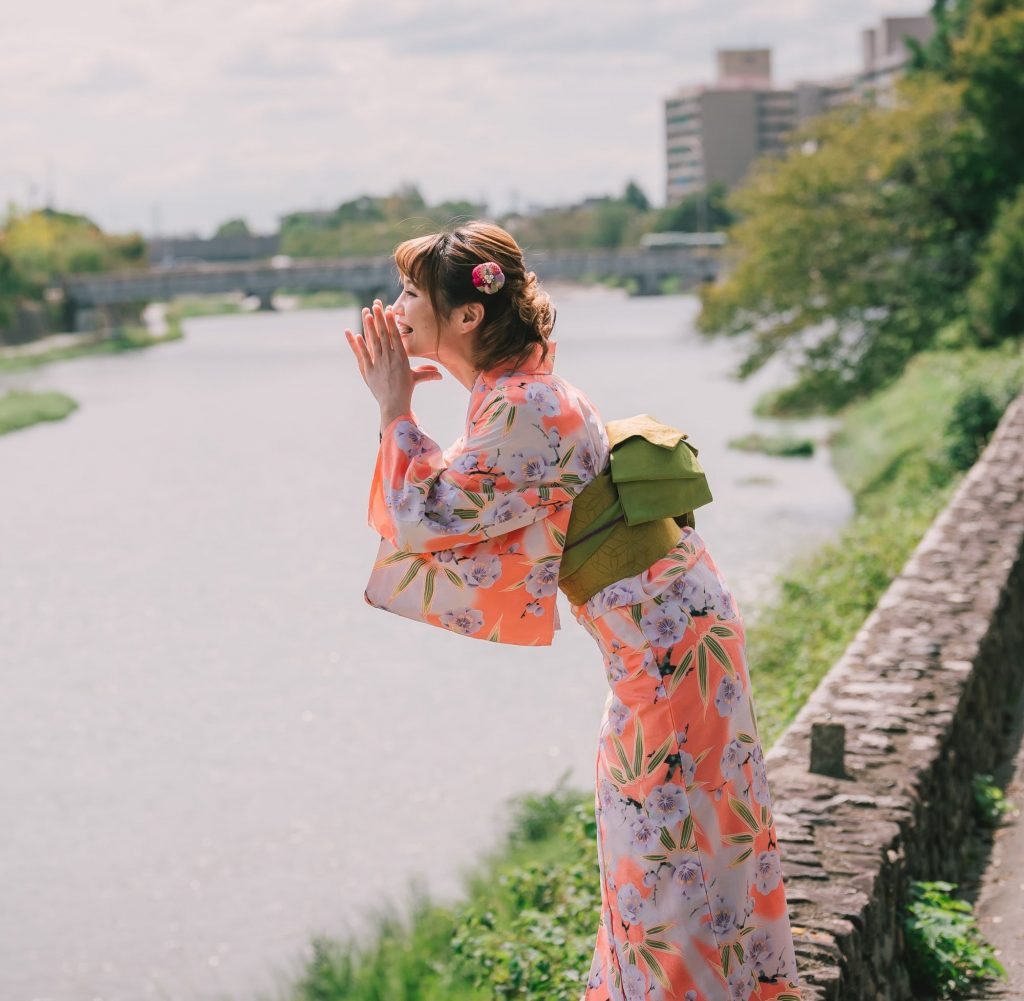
[3,0,927,237]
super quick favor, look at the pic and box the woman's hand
[344,299,442,429]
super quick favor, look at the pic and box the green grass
[745,341,1024,748]
[276,778,595,1001]
[0,316,184,372]
[727,431,815,457]
[0,389,79,435]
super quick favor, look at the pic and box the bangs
[393,233,444,293]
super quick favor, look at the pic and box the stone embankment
[767,391,1024,999]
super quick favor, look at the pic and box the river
[0,286,851,1001]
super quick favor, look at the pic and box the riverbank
[271,338,1024,1001]
[0,289,356,375]
[0,291,359,433]
[0,389,78,435]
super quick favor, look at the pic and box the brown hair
[393,220,555,373]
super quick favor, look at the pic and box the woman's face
[392,275,444,361]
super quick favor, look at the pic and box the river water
[0,287,851,1001]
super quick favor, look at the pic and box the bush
[966,183,1024,346]
[944,385,1004,469]
[904,880,1005,997]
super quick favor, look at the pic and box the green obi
[559,414,714,583]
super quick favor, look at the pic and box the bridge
[59,246,722,332]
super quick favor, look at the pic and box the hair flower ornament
[472,261,506,295]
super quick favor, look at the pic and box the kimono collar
[476,340,557,390]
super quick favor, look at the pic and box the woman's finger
[372,300,393,353]
[412,365,442,384]
[344,329,368,378]
[361,307,379,363]
[349,329,372,378]
[385,304,408,360]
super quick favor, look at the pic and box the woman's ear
[459,302,485,334]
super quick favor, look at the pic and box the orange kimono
[363,339,805,1001]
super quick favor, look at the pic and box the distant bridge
[60,246,721,332]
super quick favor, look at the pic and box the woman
[344,222,805,1001]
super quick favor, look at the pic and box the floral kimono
[364,340,608,645]
[362,339,805,1001]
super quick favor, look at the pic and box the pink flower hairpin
[472,261,506,294]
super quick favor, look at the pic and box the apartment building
[664,13,935,204]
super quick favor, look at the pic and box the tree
[694,0,1024,413]
[696,79,984,412]
[652,183,733,233]
[623,180,650,212]
[215,218,251,238]
[966,184,1024,344]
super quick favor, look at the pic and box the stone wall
[766,391,1024,999]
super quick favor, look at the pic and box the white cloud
[0,0,924,235]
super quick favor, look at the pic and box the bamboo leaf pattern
[613,735,633,780]
[667,648,694,696]
[391,557,427,597]
[637,945,670,989]
[646,735,673,775]
[697,644,709,711]
[632,717,645,776]
[443,568,464,588]
[728,795,761,833]
[422,567,436,613]
[377,549,422,567]
[723,832,755,845]
[504,405,516,432]
[703,634,734,673]
[559,442,576,467]
[679,815,694,851]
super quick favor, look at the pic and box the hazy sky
[4,0,924,236]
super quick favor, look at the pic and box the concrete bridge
[59,246,721,332]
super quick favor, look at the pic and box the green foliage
[501,182,655,253]
[278,185,481,258]
[727,432,815,456]
[966,184,1024,345]
[972,773,1016,828]
[214,218,252,238]
[0,389,78,435]
[450,796,599,1001]
[1,206,146,296]
[651,182,734,233]
[696,0,1024,414]
[944,384,1005,468]
[904,880,1005,997]
[280,782,597,1001]
[746,342,1023,747]
[622,179,650,212]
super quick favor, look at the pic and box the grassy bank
[0,315,184,373]
[0,289,356,375]
[270,339,1024,1000]
[0,389,79,435]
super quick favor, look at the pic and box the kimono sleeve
[367,382,581,554]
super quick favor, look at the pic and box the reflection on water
[0,287,851,1001]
